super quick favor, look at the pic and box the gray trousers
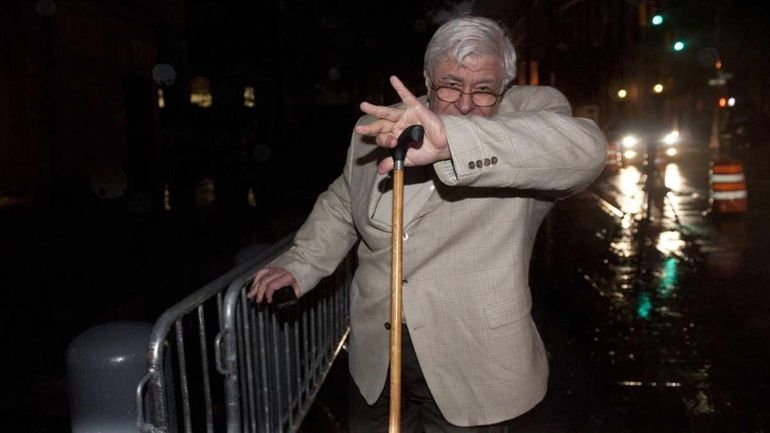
[348,324,542,433]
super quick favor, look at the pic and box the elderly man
[248,16,606,432]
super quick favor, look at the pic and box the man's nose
[456,92,475,114]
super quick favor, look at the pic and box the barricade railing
[136,233,353,433]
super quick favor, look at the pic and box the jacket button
[484,158,491,166]
[491,156,498,164]
[384,322,391,330]
[476,159,483,168]
[468,161,475,169]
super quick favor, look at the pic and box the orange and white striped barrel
[709,158,748,213]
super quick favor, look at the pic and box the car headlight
[662,131,679,145]
[621,135,638,148]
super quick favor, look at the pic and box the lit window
[163,183,172,211]
[244,86,256,108]
[190,76,213,108]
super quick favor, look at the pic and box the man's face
[425,54,503,118]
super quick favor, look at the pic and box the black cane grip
[390,125,425,164]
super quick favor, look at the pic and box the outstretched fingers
[359,101,403,122]
[358,75,442,172]
[355,118,393,138]
[389,75,420,107]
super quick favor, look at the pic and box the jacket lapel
[367,166,445,231]
[367,170,392,232]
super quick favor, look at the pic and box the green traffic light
[673,41,685,51]
[652,15,663,25]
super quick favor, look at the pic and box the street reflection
[636,291,652,319]
[656,230,685,256]
[585,157,719,422]
[664,163,683,192]
[616,380,682,387]
[658,257,678,297]
[616,166,644,214]
[553,140,770,428]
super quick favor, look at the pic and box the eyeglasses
[429,83,502,107]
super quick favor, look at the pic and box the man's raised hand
[354,75,450,174]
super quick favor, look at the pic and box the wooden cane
[388,125,424,433]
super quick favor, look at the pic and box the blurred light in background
[190,77,213,108]
[663,130,679,145]
[653,83,664,93]
[718,97,727,108]
[247,188,257,207]
[617,89,628,99]
[244,87,256,108]
[163,184,172,211]
[622,135,638,148]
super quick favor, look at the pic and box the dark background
[1,0,769,429]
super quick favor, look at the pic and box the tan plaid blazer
[271,85,607,426]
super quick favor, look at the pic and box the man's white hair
[424,16,517,90]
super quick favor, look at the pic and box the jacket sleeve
[269,135,359,296]
[432,86,607,197]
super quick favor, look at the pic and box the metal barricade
[136,234,353,433]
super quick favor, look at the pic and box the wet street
[303,142,770,432]
[533,141,770,432]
